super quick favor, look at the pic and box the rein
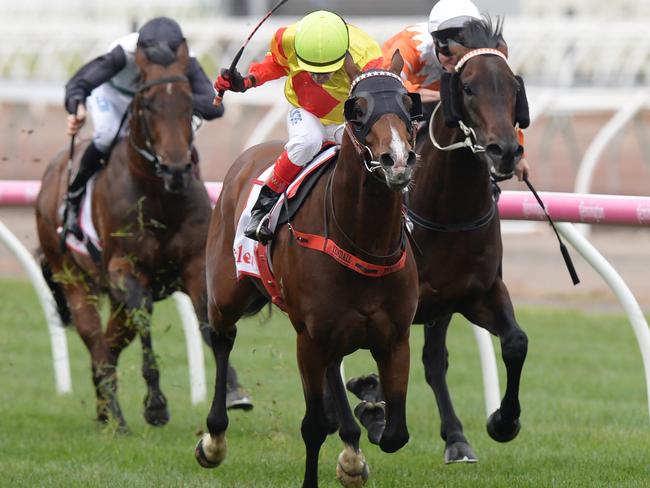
[405,181,500,233]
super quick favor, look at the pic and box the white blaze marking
[389,124,408,165]
[166,83,173,95]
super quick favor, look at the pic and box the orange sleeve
[248,27,290,86]
[382,33,422,92]
[517,128,526,157]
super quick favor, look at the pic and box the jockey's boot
[243,185,281,245]
[62,142,105,240]
[244,150,303,244]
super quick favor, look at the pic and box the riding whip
[523,176,580,285]
[214,0,289,106]
[59,101,80,250]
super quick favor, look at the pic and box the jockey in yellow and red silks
[215,10,383,244]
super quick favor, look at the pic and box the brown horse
[36,42,223,431]
[194,53,421,487]
[349,18,530,463]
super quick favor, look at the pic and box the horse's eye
[462,84,473,96]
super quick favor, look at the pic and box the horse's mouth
[490,167,514,181]
[384,168,413,192]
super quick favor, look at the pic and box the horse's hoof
[346,374,383,403]
[336,446,369,488]
[353,401,385,445]
[144,392,170,426]
[195,433,226,469]
[444,441,478,464]
[144,405,170,426]
[226,387,253,411]
[486,409,521,443]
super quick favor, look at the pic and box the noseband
[129,75,193,177]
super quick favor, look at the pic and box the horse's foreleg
[62,277,126,430]
[139,324,169,426]
[106,258,158,428]
[462,279,528,443]
[325,362,368,487]
[182,257,252,411]
[195,301,237,469]
[422,316,477,463]
[296,333,330,488]
[374,332,410,454]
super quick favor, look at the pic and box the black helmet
[137,17,185,50]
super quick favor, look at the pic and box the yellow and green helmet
[294,10,349,73]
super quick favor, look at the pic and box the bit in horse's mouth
[490,168,514,180]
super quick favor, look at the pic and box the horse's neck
[412,125,493,221]
[330,143,404,256]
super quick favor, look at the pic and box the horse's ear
[175,41,190,71]
[440,72,463,127]
[135,47,149,70]
[388,49,404,76]
[514,75,530,129]
[496,38,509,58]
[344,52,361,82]
[448,40,469,59]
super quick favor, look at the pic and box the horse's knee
[422,344,448,385]
[502,329,528,363]
[301,413,328,447]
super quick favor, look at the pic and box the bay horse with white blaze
[349,18,530,464]
[195,53,421,487]
[36,41,226,431]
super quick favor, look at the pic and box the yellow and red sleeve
[248,27,290,86]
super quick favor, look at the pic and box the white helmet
[428,0,481,34]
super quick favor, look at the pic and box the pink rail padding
[1,181,649,227]
[0,180,42,206]
[0,180,223,207]
[498,191,650,226]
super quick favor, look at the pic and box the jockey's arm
[64,45,127,114]
[417,88,441,103]
[187,58,224,119]
[248,52,289,87]
[514,128,530,181]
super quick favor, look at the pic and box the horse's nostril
[380,153,394,167]
[486,144,504,159]
[407,151,417,166]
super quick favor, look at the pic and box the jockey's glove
[214,68,256,93]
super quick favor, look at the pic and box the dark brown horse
[194,53,421,487]
[349,18,530,463]
[36,42,220,431]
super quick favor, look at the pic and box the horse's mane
[458,16,505,49]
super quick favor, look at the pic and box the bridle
[428,48,515,154]
[129,75,193,178]
[343,70,421,178]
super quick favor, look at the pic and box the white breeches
[87,84,131,152]
[285,108,343,167]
